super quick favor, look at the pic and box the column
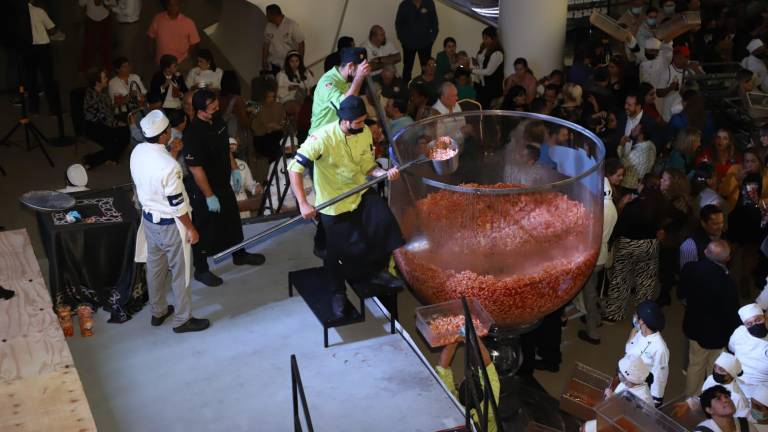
[498,0,568,78]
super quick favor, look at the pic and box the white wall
[244,0,488,77]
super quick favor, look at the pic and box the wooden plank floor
[0,229,96,431]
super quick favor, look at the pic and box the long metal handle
[212,156,426,264]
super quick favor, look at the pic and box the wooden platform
[0,229,96,431]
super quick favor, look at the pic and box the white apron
[134,216,192,288]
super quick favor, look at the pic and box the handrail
[291,354,315,432]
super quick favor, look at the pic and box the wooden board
[0,324,74,383]
[0,230,44,284]
[590,11,632,43]
[0,368,96,432]
[0,280,56,339]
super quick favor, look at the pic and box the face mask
[647,18,657,27]
[645,53,657,61]
[347,126,365,135]
[631,7,642,15]
[712,371,729,384]
[752,408,768,422]
[170,128,182,141]
[748,323,768,338]
[664,5,676,14]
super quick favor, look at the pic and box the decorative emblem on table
[51,197,124,225]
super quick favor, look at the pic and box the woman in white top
[276,50,316,106]
[185,48,223,91]
[472,26,504,109]
[108,56,146,118]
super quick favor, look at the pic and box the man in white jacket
[625,300,670,407]
[741,39,768,93]
[729,304,768,401]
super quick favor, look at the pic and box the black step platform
[288,267,402,347]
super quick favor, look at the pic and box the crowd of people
[15,0,768,430]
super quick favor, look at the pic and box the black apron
[319,191,404,284]
[182,117,244,255]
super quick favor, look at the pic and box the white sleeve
[660,42,674,63]
[276,72,291,101]
[650,347,669,399]
[107,79,120,99]
[162,164,190,217]
[292,21,305,44]
[213,69,223,89]
[41,9,55,30]
[134,75,148,95]
[305,70,317,90]
[472,51,503,77]
[185,68,197,90]
[239,160,257,195]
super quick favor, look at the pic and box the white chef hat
[747,39,765,54]
[645,38,662,50]
[738,303,765,323]
[140,109,170,139]
[66,164,87,187]
[618,354,650,384]
[714,352,742,378]
[753,386,768,407]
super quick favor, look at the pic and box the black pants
[658,245,679,303]
[519,307,565,373]
[319,191,404,294]
[22,44,58,113]
[402,45,433,83]
[83,122,129,168]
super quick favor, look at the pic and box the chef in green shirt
[289,96,404,317]
[309,47,371,134]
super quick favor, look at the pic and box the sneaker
[151,305,174,326]
[194,271,223,287]
[367,270,405,289]
[577,329,601,345]
[173,317,210,333]
[233,252,266,266]
[331,293,346,318]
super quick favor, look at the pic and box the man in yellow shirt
[288,96,404,317]
[309,47,371,134]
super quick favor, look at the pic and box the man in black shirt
[182,90,265,286]
[679,239,741,396]
[395,0,438,83]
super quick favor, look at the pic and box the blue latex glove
[231,170,242,194]
[206,195,221,213]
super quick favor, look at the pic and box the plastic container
[390,111,605,328]
[559,363,613,420]
[415,298,494,348]
[659,394,706,432]
[594,391,687,432]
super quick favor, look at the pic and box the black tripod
[0,85,55,170]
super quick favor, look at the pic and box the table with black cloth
[36,187,146,323]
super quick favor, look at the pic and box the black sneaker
[233,252,266,266]
[367,270,404,289]
[577,329,601,345]
[151,305,174,326]
[331,293,347,318]
[195,271,223,287]
[173,317,210,333]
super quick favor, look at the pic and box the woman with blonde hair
[667,127,702,175]
[553,83,584,124]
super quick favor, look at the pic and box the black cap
[636,300,665,332]
[339,47,367,65]
[336,95,367,121]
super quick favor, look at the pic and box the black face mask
[347,126,365,135]
[748,323,768,338]
[712,371,729,384]
[645,54,658,61]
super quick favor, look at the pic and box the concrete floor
[66,221,466,432]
